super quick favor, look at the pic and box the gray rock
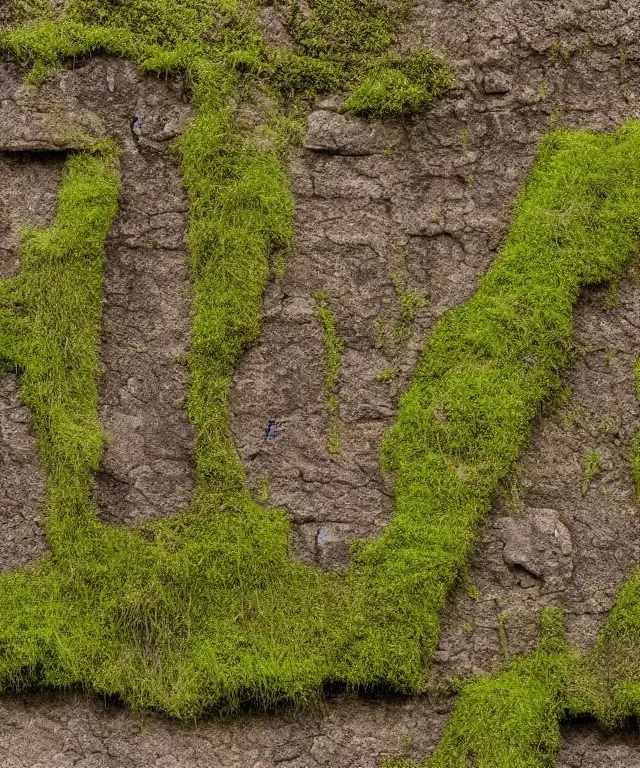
[483,70,512,94]
[315,524,355,570]
[303,110,403,156]
[257,6,292,48]
[497,509,573,592]
[0,101,104,152]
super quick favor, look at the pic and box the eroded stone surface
[0,693,449,768]
[0,118,63,569]
[559,722,640,767]
[0,93,105,151]
[498,508,574,588]
[0,59,196,533]
[0,375,46,569]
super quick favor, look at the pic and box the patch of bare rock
[0,693,450,768]
[559,722,640,767]
[0,375,47,569]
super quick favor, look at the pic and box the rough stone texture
[0,93,105,151]
[499,508,574,587]
[257,4,293,48]
[559,722,640,767]
[0,60,196,527]
[0,375,47,569]
[1,0,640,764]
[0,693,450,768]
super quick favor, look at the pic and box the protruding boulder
[497,508,573,593]
[303,109,403,156]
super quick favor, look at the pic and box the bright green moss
[287,0,409,58]
[633,360,640,503]
[315,292,344,391]
[342,52,452,118]
[384,125,640,767]
[265,50,343,101]
[315,292,344,454]
[580,449,602,495]
[278,3,452,114]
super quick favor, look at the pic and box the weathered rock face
[498,508,574,591]
[0,96,105,152]
[0,375,47,570]
[560,723,640,768]
[0,692,451,768]
[1,0,640,764]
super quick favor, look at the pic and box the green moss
[266,0,451,112]
[391,272,428,345]
[384,611,577,768]
[570,355,640,729]
[327,394,341,455]
[580,449,603,495]
[1,114,640,715]
[286,0,409,59]
[424,609,577,768]
[264,50,344,100]
[342,51,452,118]
[634,361,640,503]
[389,124,640,765]
[377,368,397,383]
[375,316,387,349]
[315,292,344,390]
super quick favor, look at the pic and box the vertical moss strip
[633,360,640,502]
[17,144,121,540]
[315,291,345,454]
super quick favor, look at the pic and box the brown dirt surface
[2,0,640,764]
